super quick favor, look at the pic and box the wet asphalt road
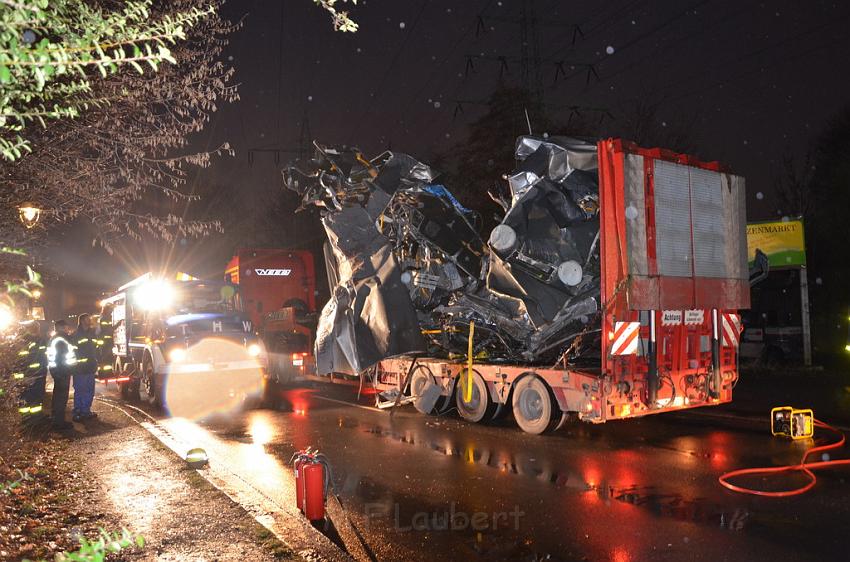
[101,382,850,562]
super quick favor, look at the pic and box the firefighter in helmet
[47,319,76,431]
[15,321,47,420]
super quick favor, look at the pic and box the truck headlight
[169,348,187,362]
[136,279,174,311]
[247,343,262,357]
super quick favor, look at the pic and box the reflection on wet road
[118,384,850,561]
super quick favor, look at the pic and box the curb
[95,397,354,562]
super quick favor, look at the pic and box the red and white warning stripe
[721,312,743,347]
[611,321,641,356]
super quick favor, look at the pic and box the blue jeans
[72,372,96,416]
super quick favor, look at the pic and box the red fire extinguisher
[291,449,329,521]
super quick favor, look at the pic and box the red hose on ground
[719,419,850,497]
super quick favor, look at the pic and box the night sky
[48,0,850,299]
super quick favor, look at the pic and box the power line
[547,0,713,89]
[345,0,430,145]
[648,12,850,104]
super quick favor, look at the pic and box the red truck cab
[226,249,317,386]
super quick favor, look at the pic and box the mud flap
[414,377,442,414]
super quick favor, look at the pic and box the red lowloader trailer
[313,139,750,434]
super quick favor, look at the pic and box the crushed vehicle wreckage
[283,136,603,376]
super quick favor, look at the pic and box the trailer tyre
[455,369,494,423]
[512,376,559,435]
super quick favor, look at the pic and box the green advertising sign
[746,219,806,268]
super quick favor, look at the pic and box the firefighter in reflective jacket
[47,320,77,430]
[96,304,114,378]
[72,314,98,421]
[15,321,47,418]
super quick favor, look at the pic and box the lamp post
[17,202,41,229]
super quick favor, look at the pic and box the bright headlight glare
[135,279,174,311]
[248,343,262,357]
[169,348,187,362]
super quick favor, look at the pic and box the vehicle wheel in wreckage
[511,375,563,435]
[140,356,162,409]
[455,369,495,423]
[408,365,447,415]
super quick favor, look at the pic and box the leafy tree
[0,0,217,161]
[0,0,238,260]
[313,0,358,32]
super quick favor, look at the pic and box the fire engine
[102,272,265,408]
[225,249,317,389]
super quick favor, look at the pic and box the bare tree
[773,151,815,219]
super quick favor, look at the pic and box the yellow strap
[464,321,475,403]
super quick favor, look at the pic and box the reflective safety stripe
[78,358,89,363]
[28,342,36,348]
[101,365,113,371]
[47,337,77,369]
[17,350,29,356]
[27,363,41,369]
[13,373,24,379]
[77,338,89,343]
[28,405,42,414]
[18,406,30,414]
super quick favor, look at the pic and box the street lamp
[17,203,41,229]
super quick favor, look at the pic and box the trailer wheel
[409,365,446,415]
[455,369,494,423]
[140,356,162,409]
[512,376,559,435]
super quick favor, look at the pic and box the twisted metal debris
[284,136,602,376]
